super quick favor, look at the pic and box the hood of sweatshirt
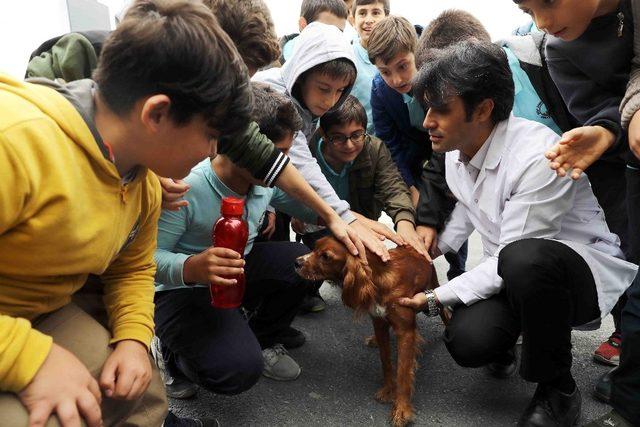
[253,21,357,129]
[0,75,120,180]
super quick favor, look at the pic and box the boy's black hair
[292,58,357,104]
[93,0,252,136]
[319,95,367,131]
[413,40,514,124]
[301,0,349,22]
[251,83,303,143]
[204,0,280,72]
[416,9,491,69]
[352,0,390,16]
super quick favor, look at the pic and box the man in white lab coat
[399,40,638,427]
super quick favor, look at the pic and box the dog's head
[295,236,376,314]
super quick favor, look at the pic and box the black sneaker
[585,409,635,427]
[272,326,306,349]
[593,368,614,403]
[517,383,581,427]
[163,411,220,427]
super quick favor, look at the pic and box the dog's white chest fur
[369,303,387,318]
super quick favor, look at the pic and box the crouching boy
[153,83,324,397]
[0,1,251,426]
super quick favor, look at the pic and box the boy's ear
[140,94,172,133]
[299,17,308,31]
[474,98,495,124]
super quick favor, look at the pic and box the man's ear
[299,16,308,31]
[140,95,171,133]
[474,98,495,124]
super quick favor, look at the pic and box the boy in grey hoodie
[253,22,425,259]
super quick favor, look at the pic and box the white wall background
[264,0,530,39]
[0,0,530,79]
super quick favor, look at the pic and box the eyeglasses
[327,130,368,146]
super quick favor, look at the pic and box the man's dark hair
[204,0,280,71]
[301,0,349,22]
[93,0,252,136]
[319,95,367,131]
[416,9,491,69]
[352,0,390,16]
[251,83,303,143]
[414,40,514,124]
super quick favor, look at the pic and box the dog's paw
[391,403,414,427]
[375,385,395,403]
[364,335,378,348]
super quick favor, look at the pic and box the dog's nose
[294,257,304,269]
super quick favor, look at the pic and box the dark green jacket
[309,134,415,226]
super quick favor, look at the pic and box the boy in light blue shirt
[349,0,389,134]
[153,84,321,399]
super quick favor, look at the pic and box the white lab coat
[436,115,637,323]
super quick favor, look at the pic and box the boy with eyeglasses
[295,95,423,253]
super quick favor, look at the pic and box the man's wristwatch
[423,290,441,317]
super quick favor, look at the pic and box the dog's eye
[320,252,330,261]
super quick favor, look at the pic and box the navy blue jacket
[370,74,431,188]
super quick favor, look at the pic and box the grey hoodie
[253,22,357,223]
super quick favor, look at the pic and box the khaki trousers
[0,295,167,426]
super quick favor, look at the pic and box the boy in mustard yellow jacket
[0,1,251,426]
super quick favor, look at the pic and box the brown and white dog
[295,236,448,427]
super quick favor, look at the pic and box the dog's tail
[341,255,377,316]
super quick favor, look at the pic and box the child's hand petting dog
[396,220,431,262]
[545,125,615,180]
[182,247,245,286]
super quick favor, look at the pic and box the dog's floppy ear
[341,254,377,315]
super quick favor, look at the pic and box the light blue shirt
[316,139,352,201]
[402,93,427,131]
[504,46,562,135]
[154,159,315,292]
[283,38,297,63]
[351,39,378,134]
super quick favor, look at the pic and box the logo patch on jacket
[118,217,141,254]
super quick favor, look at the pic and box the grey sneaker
[262,344,301,381]
[151,336,198,399]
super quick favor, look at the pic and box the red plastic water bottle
[210,197,249,308]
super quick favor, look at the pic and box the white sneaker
[262,343,301,381]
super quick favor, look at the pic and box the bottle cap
[221,197,244,216]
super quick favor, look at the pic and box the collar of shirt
[353,38,372,65]
[457,124,498,181]
[316,139,353,177]
[201,159,269,201]
[402,93,427,131]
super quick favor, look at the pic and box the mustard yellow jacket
[0,74,160,392]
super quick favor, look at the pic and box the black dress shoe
[487,348,517,379]
[593,368,615,403]
[518,384,581,427]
